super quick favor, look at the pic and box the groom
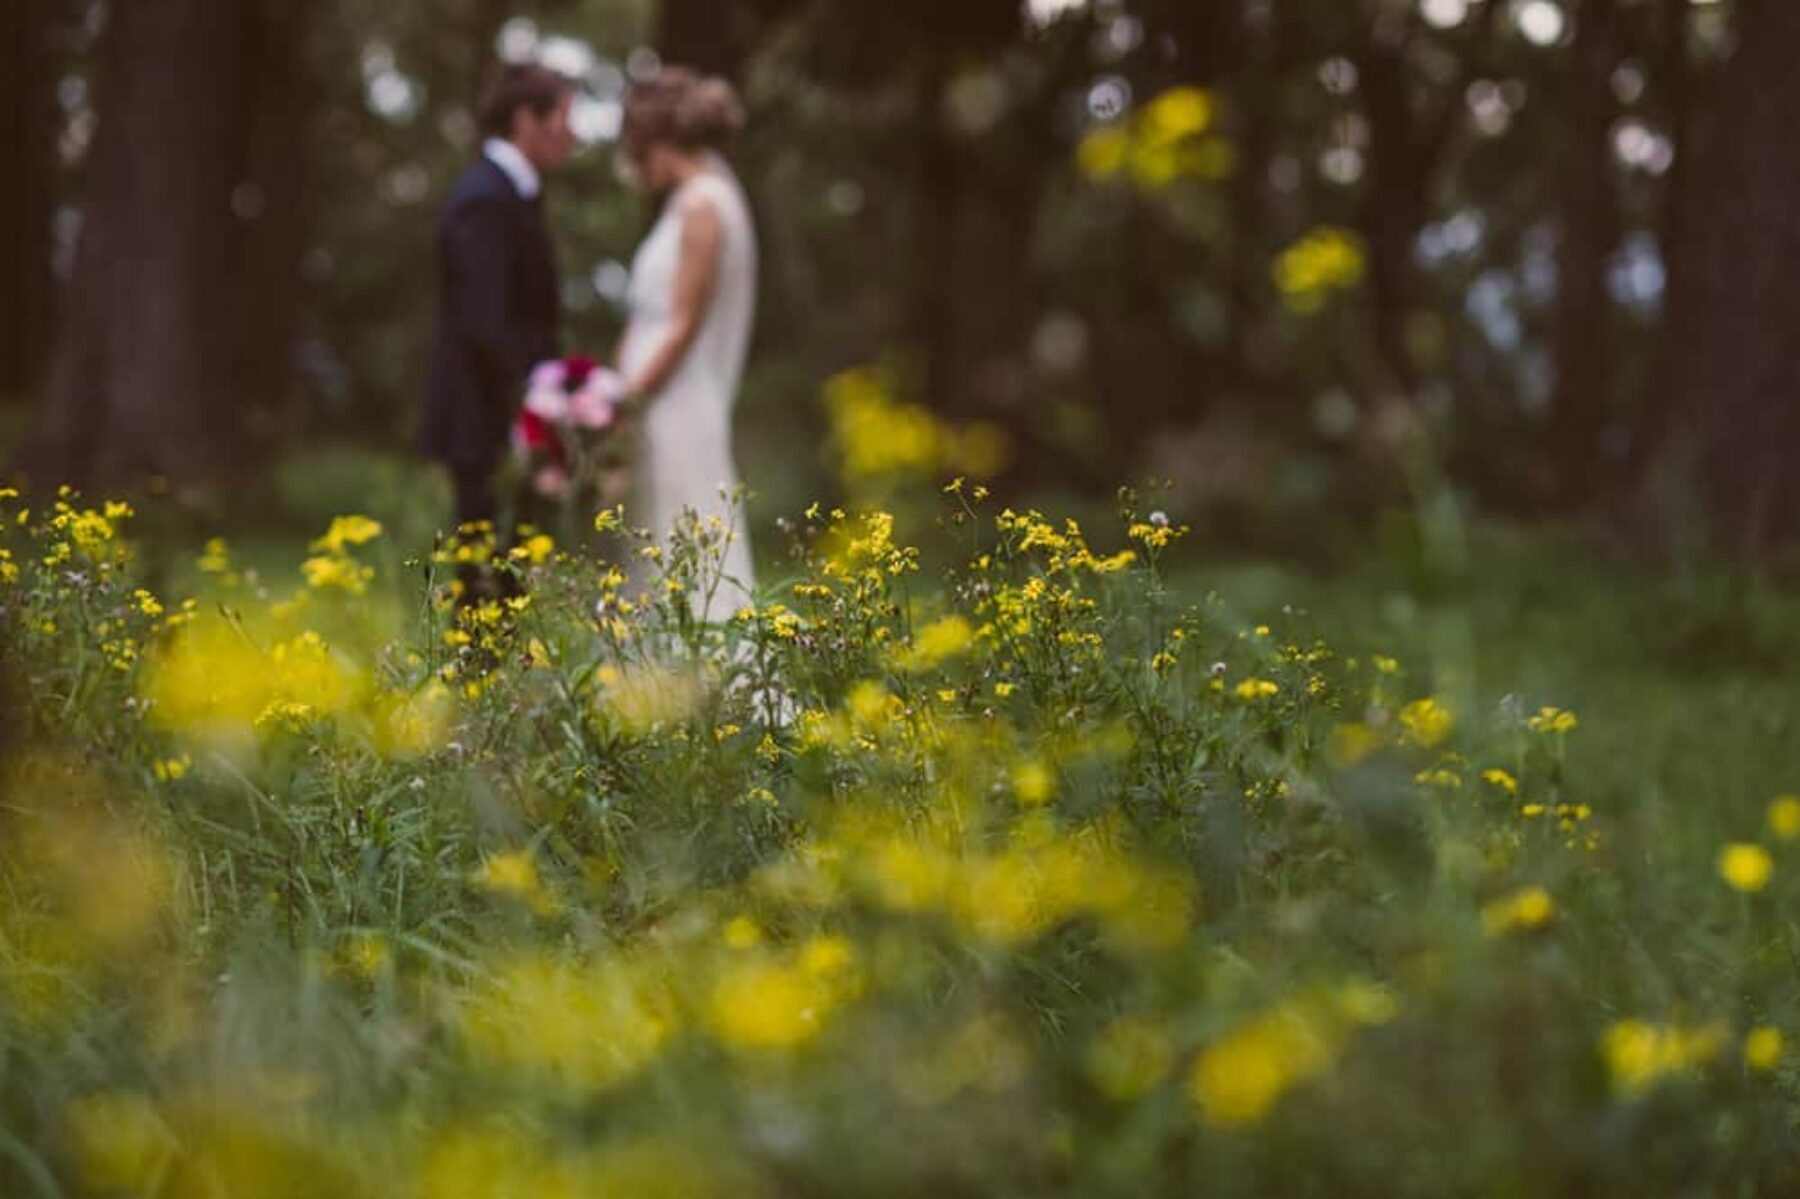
[421,62,576,568]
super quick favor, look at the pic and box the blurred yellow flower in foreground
[1011,758,1056,806]
[1718,843,1774,894]
[417,1126,732,1199]
[1603,1019,1726,1098]
[1327,721,1383,767]
[708,936,863,1052]
[1399,697,1455,748]
[372,681,455,758]
[474,850,559,916]
[900,614,976,673]
[63,1090,174,1193]
[1742,1022,1785,1065]
[1192,982,1397,1127]
[460,955,676,1091]
[1745,1026,1785,1071]
[1767,795,1800,840]
[1480,886,1555,936]
[144,620,365,745]
[598,663,708,733]
[1088,1016,1173,1102]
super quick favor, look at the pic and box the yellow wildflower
[474,850,558,916]
[311,514,383,554]
[511,533,555,565]
[301,553,374,595]
[1481,768,1519,795]
[1527,706,1579,735]
[1602,1019,1726,1098]
[151,756,192,784]
[197,537,232,574]
[709,941,859,1052]
[1192,983,1395,1127]
[460,955,675,1092]
[1399,697,1455,748]
[1718,843,1773,894]
[1745,1026,1785,1072]
[1767,796,1800,841]
[1480,886,1555,936]
[1011,759,1056,806]
[1274,228,1365,314]
[721,916,763,950]
[900,614,976,672]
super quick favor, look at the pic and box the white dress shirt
[483,138,541,200]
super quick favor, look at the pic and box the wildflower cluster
[1,483,1797,1196]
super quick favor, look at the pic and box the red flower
[516,410,561,461]
[562,355,599,390]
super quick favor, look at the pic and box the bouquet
[512,355,629,501]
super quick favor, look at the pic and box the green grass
[9,453,1800,1196]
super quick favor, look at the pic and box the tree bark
[1547,0,1623,506]
[34,0,304,488]
[1620,0,1692,490]
[913,0,1040,428]
[1655,0,1800,556]
[1353,0,1500,401]
[1354,22,1430,399]
[655,0,746,79]
[231,0,308,442]
[0,0,56,404]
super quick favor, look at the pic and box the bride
[614,68,759,619]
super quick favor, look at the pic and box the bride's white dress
[621,158,759,618]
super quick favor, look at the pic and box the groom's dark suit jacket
[420,157,560,474]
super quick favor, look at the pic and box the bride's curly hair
[622,68,745,158]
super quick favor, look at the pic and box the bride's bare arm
[622,195,723,405]
[612,322,632,371]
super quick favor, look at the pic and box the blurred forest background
[4,0,1798,562]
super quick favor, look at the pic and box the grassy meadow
[4,444,1800,1197]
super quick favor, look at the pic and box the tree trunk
[0,0,55,405]
[1547,0,1623,506]
[1655,0,1800,556]
[914,0,1038,431]
[655,0,746,79]
[34,0,304,488]
[1620,0,1693,490]
[1353,1,1501,403]
[1354,28,1429,399]
[231,0,308,444]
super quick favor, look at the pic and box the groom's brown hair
[477,62,575,139]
